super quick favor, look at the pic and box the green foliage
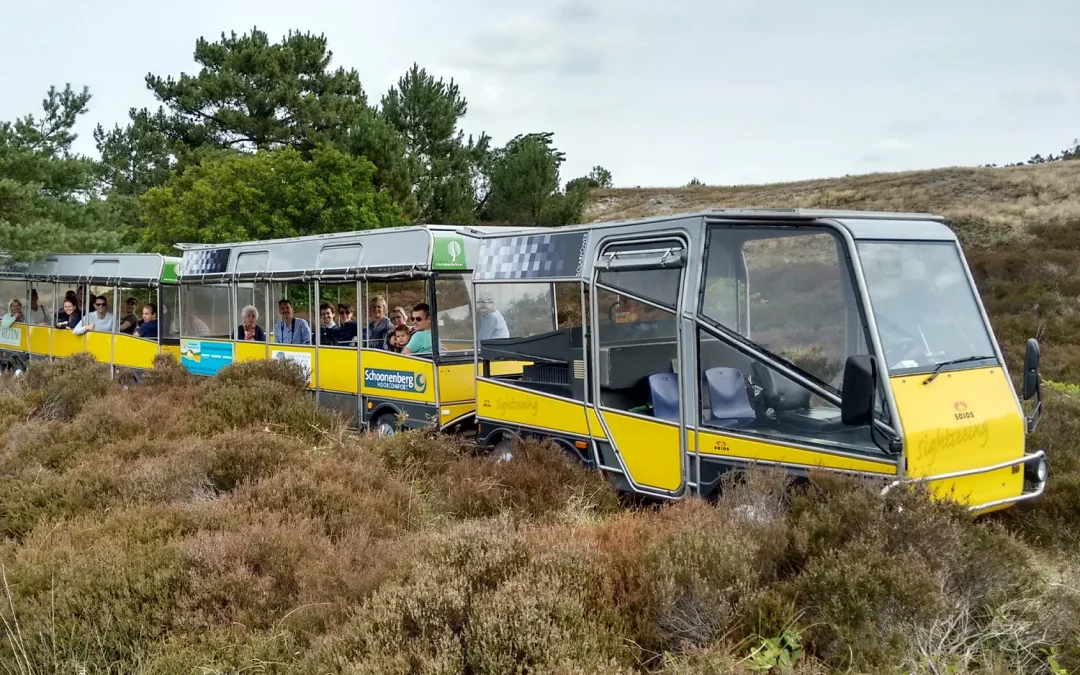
[139,144,404,251]
[0,84,127,260]
[568,164,615,191]
[146,27,369,153]
[485,132,589,226]
[747,628,804,671]
[381,63,491,224]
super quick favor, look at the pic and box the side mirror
[1023,338,1040,401]
[841,355,877,426]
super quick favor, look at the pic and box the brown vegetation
[3,163,1080,672]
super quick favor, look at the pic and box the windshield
[475,283,556,340]
[858,241,997,375]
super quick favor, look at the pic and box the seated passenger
[274,299,311,345]
[73,296,115,334]
[390,306,414,336]
[27,290,50,325]
[56,291,79,325]
[3,299,24,325]
[237,305,265,341]
[136,303,159,339]
[476,296,509,340]
[337,302,359,343]
[366,296,391,348]
[387,323,411,353]
[318,302,339,345]
[55,298,81,330]
[119,297,140,335]
[401,303,433,355]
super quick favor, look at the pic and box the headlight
[1024,456,1049,484]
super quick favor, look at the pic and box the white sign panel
[271,349,312,380]
[0,327,22,348]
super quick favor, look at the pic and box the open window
[180,284,232,339]
[434,273,474,356]
[362,279,428,353]
[316,281,359,347]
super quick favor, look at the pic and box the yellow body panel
[269,345,316,387]
[113,334,159,369]
[234,341,267,363]
[360,349,436,404]
[485,360,532,377]
[476,379,590,436]
[600,410,683,491]
[52,330,85,357]
[317,347,358,393]
[440,402,475,427]
[439,362,476,404]
[891,366,1024,509]
[161,344,180,362]
[85,332,112,363]
[0,324,29,352]
[696,429,896,475]
[28,326,50,355]
[587,408,607,439]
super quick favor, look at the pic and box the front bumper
[880,450,1048,512]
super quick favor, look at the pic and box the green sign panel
[432,236,467,270]
[161,260,179,284]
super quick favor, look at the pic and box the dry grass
[3,163,1080,672]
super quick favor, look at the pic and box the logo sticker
[365,368,428,393]
[432,236,467,270]
[953,401,974,420]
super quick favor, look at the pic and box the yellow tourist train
[0,210,1049,513]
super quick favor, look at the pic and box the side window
[236,282,269,341]
[363,279,428,352]
[28,283,54,326]
[315,282,358,347]
[702,227,869,392]
[595,284,680,419]
[181,284,231,338]
[159,285,180,339]
[434,274,474,353]
[118,288,154,335]
[696,324,879,453]
[0,280,28,323]
[270,283,314,345]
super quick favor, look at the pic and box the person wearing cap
[476,296,509,340]
[119,297,141,335]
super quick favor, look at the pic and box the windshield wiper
[923,355,996,384]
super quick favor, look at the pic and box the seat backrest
[750,361,811,411]
[705,367,756,424]
[647,372,680,422]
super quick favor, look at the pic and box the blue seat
[647,372,681,422]
[705,367,756,428]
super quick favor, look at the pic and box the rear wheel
[494,435,514,462]
[373,413,398,437]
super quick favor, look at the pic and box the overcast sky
[2,0,1078,187]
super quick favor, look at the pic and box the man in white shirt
[74,295,116,334]
[27,289,51,325]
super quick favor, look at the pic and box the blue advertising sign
[180,339,234,376]
[364,368,427,394]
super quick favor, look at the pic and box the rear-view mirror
[842,355,877,426]
[1023,338,1040,401]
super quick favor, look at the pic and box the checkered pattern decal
[180,248,231,277]
[474,232,587,280]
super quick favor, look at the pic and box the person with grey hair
[237,305,265,341]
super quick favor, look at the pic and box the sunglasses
[94,302,106,307]
[411,315,424,322]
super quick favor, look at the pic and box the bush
[22,353,112,420]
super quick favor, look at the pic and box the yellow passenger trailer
[471,209,1047,513]
[0,253,181,374]
[174,225,535,432]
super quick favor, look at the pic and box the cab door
[590,236,689,495]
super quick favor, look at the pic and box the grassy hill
[1,164,1079,674]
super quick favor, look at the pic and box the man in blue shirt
[402,303,433,355]
[476,296,509,340]
[275,299,312,345]
[136,303,158,339]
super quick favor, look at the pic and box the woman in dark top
[55,299,81,330]
[237,305,266,341]
[367,296,392,349]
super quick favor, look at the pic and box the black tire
[373,412,398,437]
[493,435,514,462]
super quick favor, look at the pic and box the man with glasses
[275,299,312,345]
[401,303,433,355]
[73,296,115,334]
